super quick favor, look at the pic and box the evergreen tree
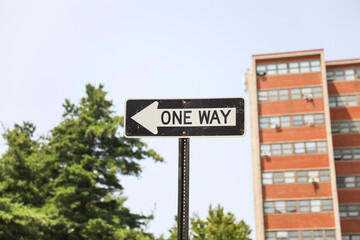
[0,84,163,240]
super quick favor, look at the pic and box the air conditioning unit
[272,123,281,129]
[309,177,319,183]
[257,71,266,76]
[305,121,315,127]
[262,151,271,157]
[305,94,314,101]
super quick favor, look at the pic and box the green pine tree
[0,84,163,240]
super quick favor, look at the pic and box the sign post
[178,138,190,240]
[125,98,245,240]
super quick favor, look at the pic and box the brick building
[246,49,360,240]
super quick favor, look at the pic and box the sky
[1,0,360,238]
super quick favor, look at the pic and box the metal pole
[178,138,190,240]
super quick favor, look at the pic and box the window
[332,121,360,134]
[301,230,335,240]
[264,199,332,214]
[256,60,321,76]
[266,230,336,240]
[262,169,330,185]
[327,71,334,81]
[260,143,294,156]
[296,170,330,183]
[260,117,269,129]
[274,172,284,184]
[334,147,360,161]
[291,88,302,100]
[269,90,278,101]
[337,176,360,189]
[297,171,308,182]
[323,199,333,211]
[262,172,273,185]
[290,86,322,100]
[335,70,345,81]
[258,91,268,102]
[319,170,330,182]
[295,142,305,154]
[259,115,291,129]
[300,61,310,73]
[257,89,289,102]
[339,204,360,218]
[275,201,286,213]
[281,116,291,127]
[311,200,321,212]
[299,200,310,212]
[289,62,300,73]
[278,63,287,75]
[264,201,275,214]
[279,89,289,100]
[345,69,355,80]
[343,235,360,240]
[327,68,359,82]
[292,113,325,126]
[284,172,295,183]
[293,141,327,154]
[287,201,297,212]
[311,60,321,72]
[329,94,359,108]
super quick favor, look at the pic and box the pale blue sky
[1,0,360,238]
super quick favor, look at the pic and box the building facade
[246,49,360,240]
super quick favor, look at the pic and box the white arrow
[131,101,162,134]
[131,101,236,135]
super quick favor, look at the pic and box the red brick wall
[257,73,322,89]
[265,213,335,229]
[263,183,332,199]
[340,219,360,233]
[336,161,360,175]
[260,126,327,142]
[261,154,330,171]
[330,107,360,121]
[333,134,360,148]
[338,189,360,203]
[259,100,324,115]
[328,82,360,95]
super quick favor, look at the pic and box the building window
[257,89,289,102]
[329,95,360,108]
[261,141,326,157]
[264,199,333,214]
[331,121,360,134]
[258,86,322,103]
[327,68,359,82]
[342,235,360,240]
[337,176,360,189]
[256,60,321,76]
[294,141,327,154]
[339,204,360,218]
[290,87,322,100]
[262,169,330,185]
[259,113,324,129]
[334,147,360,161]
[266,230,335,240]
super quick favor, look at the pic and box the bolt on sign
[125,98,245,137]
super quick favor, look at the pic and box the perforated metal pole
[178,138,190,240]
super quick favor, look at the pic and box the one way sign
[125,98,245,138]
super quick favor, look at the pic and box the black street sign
[125,98,245,137]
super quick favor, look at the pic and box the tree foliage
[0,84,163,240]
[166,205,251,240]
